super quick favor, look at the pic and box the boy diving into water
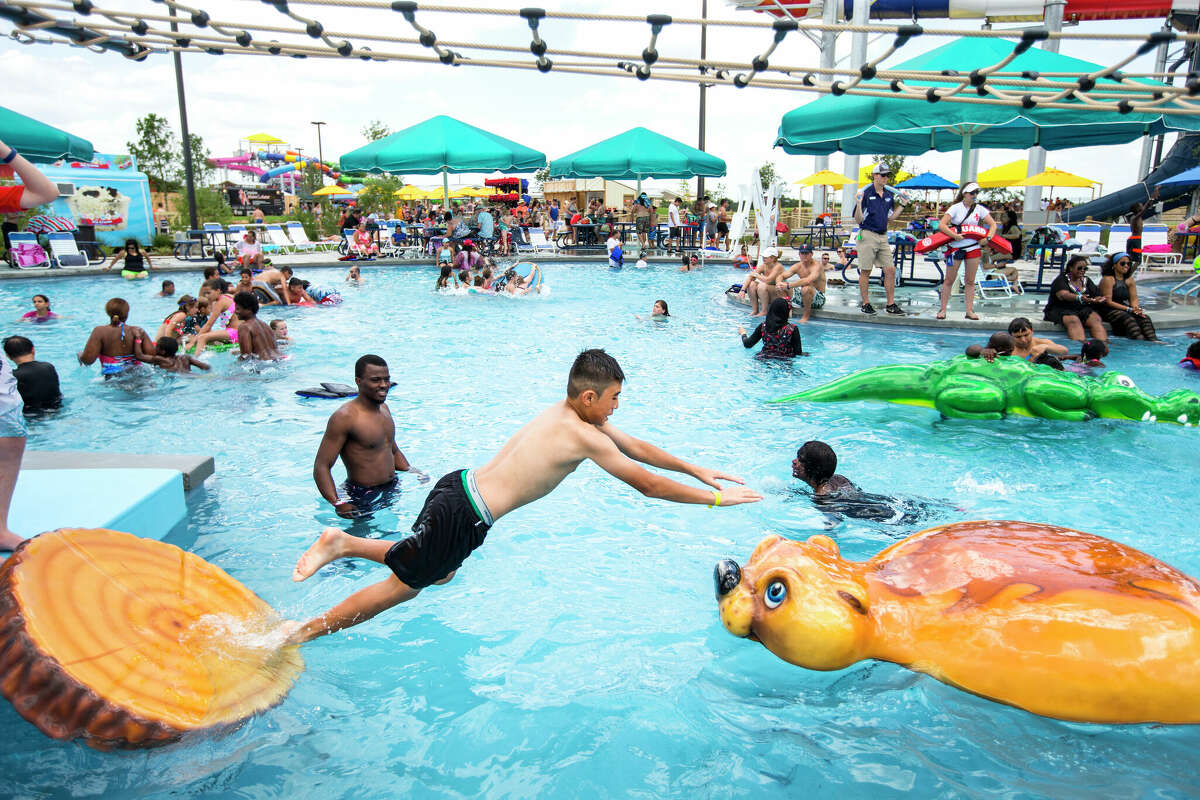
[284,349,762,644]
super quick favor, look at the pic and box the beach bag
[13,242,49,268]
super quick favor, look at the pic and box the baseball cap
[762,247,779,259]
[797,243,813,254]
[962,182,981,194]
[463,238,475,247]
[707,202,716,208]
[872,164,892,175]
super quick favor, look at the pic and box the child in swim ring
[1181,340,1200,370]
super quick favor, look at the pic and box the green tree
[127,113,179,192]
[758,161,777,189]
[178,133,212,187]
[361,120,392,142]
[533,165,550,191]
[873,154,909,180]
[356,175,404,216]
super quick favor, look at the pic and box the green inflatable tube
[772,355,1200,426]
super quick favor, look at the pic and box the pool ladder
[1168,273,1200,303]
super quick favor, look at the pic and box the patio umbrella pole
[959,134,973,186]
[442,169,449,211]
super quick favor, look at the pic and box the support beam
[813,0,839,217]
[1023,0,1064,220]
[841,0,870,223]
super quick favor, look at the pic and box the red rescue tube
[914,224,1012,254]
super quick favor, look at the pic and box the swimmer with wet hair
[792,441,858,497]
[1007,317,1069,361]
[270,319,292,344]
[966,332,1015,362]
[436,265,452,290]
[151,336,210,373]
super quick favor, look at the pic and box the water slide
[736,0,1196,21]
[207,156,266,177]
[1063,133,1200,222]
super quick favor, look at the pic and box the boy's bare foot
[798,315,811,323]
[292,527,348,582]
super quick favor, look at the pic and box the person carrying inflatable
[935,182,996,321]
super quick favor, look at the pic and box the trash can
[74,224,102,262]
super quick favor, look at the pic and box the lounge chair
[1141,224,1184,270]
[524,230,556,255]
[285,221,332,252]
[1106,224,1131,255]
[8,233,52,269]
[47,232,88,268]
[261,224,293,254]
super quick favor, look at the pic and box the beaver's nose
[714,559,742,598]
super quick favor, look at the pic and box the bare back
[238,317,282,361]
[473,402,620,520]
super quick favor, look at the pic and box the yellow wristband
[709,490,722,508]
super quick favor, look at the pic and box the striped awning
[24,214,78,233]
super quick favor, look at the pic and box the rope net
[2,0,1199,114]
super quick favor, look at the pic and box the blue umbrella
[897,172,958,190]
[1154,165,1200,187]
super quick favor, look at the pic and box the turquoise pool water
[2,265,1198,798]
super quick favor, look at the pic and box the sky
[0,0,1186,203]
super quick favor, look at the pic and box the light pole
[311,121,325,171]
[697,0,708,201]
[169,4,198,232]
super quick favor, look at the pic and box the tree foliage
[873,154,909,180]
[180,133,212,187]
[356,175,403,216]
[533,165,550,191]
[128,113,179,192]
[361,120,392,142]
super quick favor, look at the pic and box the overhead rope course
[2,0,1199,114]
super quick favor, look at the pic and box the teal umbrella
[775,38,1200,181]
[0,106,93,163]
[339,115,545,207]
[549,127,726,192]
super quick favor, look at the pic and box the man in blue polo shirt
[853,164,908,315]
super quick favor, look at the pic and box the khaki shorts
[857,229,891,273]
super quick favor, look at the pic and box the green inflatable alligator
[772,355,1200,425]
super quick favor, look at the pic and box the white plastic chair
[1106,224,1131,255]
[1141,224,1184,270]
[47,232,88,268]
[261,224,294,254]
[524,230,556,255]
[285,221,334,252]
[8,233,52,269]
[1073,224,1102,250]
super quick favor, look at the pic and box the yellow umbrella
[858,163,913,185]
[462,187,495,198]
[393,185,425,200]
[1014,168,1098,189]
[312,185,352,196]
[245,132,286,145]
[795,169,854,189]
[976,159,1029,188]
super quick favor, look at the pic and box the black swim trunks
[338,475,400,518]
[384,470,492,589]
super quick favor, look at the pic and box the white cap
[762,247,779,259]
[962,182,981,194]
[872,164,892,175]
[707,202,716,208]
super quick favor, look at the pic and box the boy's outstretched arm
[590,429,759,506]
[600,422,747,490]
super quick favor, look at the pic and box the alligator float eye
[1116,375,1137,388]
[764,581,787,608]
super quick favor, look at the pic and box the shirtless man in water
[284,349,762,644]
[232,292,281,361]
[314,354,428,520]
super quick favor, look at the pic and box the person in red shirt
[1,138,57,550]
[0,138,59,214]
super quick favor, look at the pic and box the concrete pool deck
[6,452,214,554]
[5,248,1199,331]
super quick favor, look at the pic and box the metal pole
[814,0,839,218]
[1023,0,1064,223]
[311,121,325,170]
[841,0,870,223]
[1139,27,1171,179]
[697,0,708,200]
[169,4,198,232]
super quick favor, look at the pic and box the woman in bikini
[77,297,154,377]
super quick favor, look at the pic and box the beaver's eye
[1116,375,1136,388]
[764,581,787,609]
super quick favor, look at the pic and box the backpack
[13,242,49,268]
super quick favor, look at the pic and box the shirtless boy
[1007,317,1068,361]
[792,440,857,497]
[776,245,827,323]
[232,292,282,361]
[257,265,293,304]
[738,248,785,317]
[151,336,211,373]
[314,354,428,520]
[284,349,762,644]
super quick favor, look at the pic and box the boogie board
[914,224,1013,255]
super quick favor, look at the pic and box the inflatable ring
[0,529,303,749]
[513,261,542,291]
[120,270,149,280]
[914,224,1013,255]
[251,281,281,305]
[716,520,1200,724]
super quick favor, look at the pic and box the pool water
[2,265,1198,798]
